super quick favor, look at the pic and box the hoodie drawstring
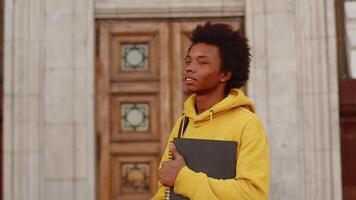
[180,113,186,137]
[209,110,214,132]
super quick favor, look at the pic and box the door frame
[94,2,245,200]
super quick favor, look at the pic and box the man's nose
[185,61,196,73]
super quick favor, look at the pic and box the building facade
[2,0,354,199]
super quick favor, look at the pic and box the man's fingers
[159,155,185,187]
[159,165,166,185]
[168,143,175,152]
[159,163,171,187]
[169,143,183,160]
[159,173,168,186]
[159,171,165,183]
[161,161,167,167]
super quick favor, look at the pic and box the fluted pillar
[345,1,356,78]
[246,0,342,199]
[3,0,96,200]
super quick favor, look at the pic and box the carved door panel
[96,19,242,200]
[96,21,170,200]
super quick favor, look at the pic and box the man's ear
[220,71,232,82]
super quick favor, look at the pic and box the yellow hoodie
[152,89,270,200]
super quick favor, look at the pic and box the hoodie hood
[183,89,255,127]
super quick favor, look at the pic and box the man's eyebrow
[185,55,211,59]
[196,55,210,59]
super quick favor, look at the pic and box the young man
[152,22,270,200]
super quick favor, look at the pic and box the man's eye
[185,60,191,65]
[199,61,208,65]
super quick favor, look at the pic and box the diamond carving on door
[121,103,149,132]
[121,44,149,71]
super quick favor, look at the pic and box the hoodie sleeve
[151,117,183,200]
[172,115,270,200]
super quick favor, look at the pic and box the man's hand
[159,143,186,187]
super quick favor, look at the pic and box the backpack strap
[177,116,189,138]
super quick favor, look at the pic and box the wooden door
[96,19,242,200]
[96,21,170,200]
[339,79,356,200]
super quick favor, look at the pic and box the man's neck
[195,90,226,114]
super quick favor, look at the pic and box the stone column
[3,0,96,200]
[246,0,342,199]
[345,1,356,78]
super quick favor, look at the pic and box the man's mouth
[185,77,196,84]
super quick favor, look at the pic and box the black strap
[177,116,189,138]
